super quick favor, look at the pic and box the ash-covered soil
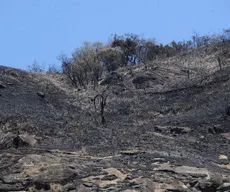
[0,46,230,191]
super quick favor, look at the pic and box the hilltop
[0,41,230,191]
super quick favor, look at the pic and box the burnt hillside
[0,43,230,191]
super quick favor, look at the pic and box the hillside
[0,44,230,191]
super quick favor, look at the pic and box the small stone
[200,135,205,139]
[0,83,6,89]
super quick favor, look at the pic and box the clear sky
[0,0,229,70]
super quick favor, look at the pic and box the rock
[132,75,155,84]
[153,162,175,173]
[37,166,77,183]
[77,184,91,192]
[223,175,230,183]
[0,82,6,89]
[9,70,19,77]
[120,149,145,155]
[219,154,228,160]
[2,174,22,184]
[82,168,128,189]
[170,126,192,134]
[209,173,223,187]
[217,183,230,192]
[64,183,76,191]
[213,125,225,133]
[37,91,45,98]
[215,163,230,170]
[0,183,24,191]
[154,126,165,132]
[13,133,37,148]
[208,128,215,134]
[155,164,209,178]
[103,168,128,181]
[101,174,118,181]
[0,132,15,149]
[170,180,189,191]
[33,180,51,190]
[136,178,188,192]
[99,72,123,86]
[154,125,192,134]
[50,183,64,191]
[136,178,156,192]
[190,187,201,192]
[208,125,225,134]
[83,182,94,187]
[200,135,205,139]
[174,166,209,177]
[153,158,166,163]
[221,132,230,141]
[193,173,223,192]
[195,180,215,192]
[132,75,155,89]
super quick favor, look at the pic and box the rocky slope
[0,46,230,191]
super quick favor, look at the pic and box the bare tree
[93,91,108,124]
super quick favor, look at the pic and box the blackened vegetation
[59,29,230,91]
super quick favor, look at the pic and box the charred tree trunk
[93,92,108,124]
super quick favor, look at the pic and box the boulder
[13,133,37,148]
[132,75,155,89]
[99,72,123,86]
[208,125,225,134]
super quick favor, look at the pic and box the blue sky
[0,0,229,70]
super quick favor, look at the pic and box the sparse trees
[28,60,45,73]
[59,42,104,89]
[59,29,230,89]
[136,38,156,70]
[47,64,61,73]
[192,32,227,48]
[58,54,80,87]
[111,33,139,65]
[99,48,122,72]
[171,41,184,52]
[111,34,160,69]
